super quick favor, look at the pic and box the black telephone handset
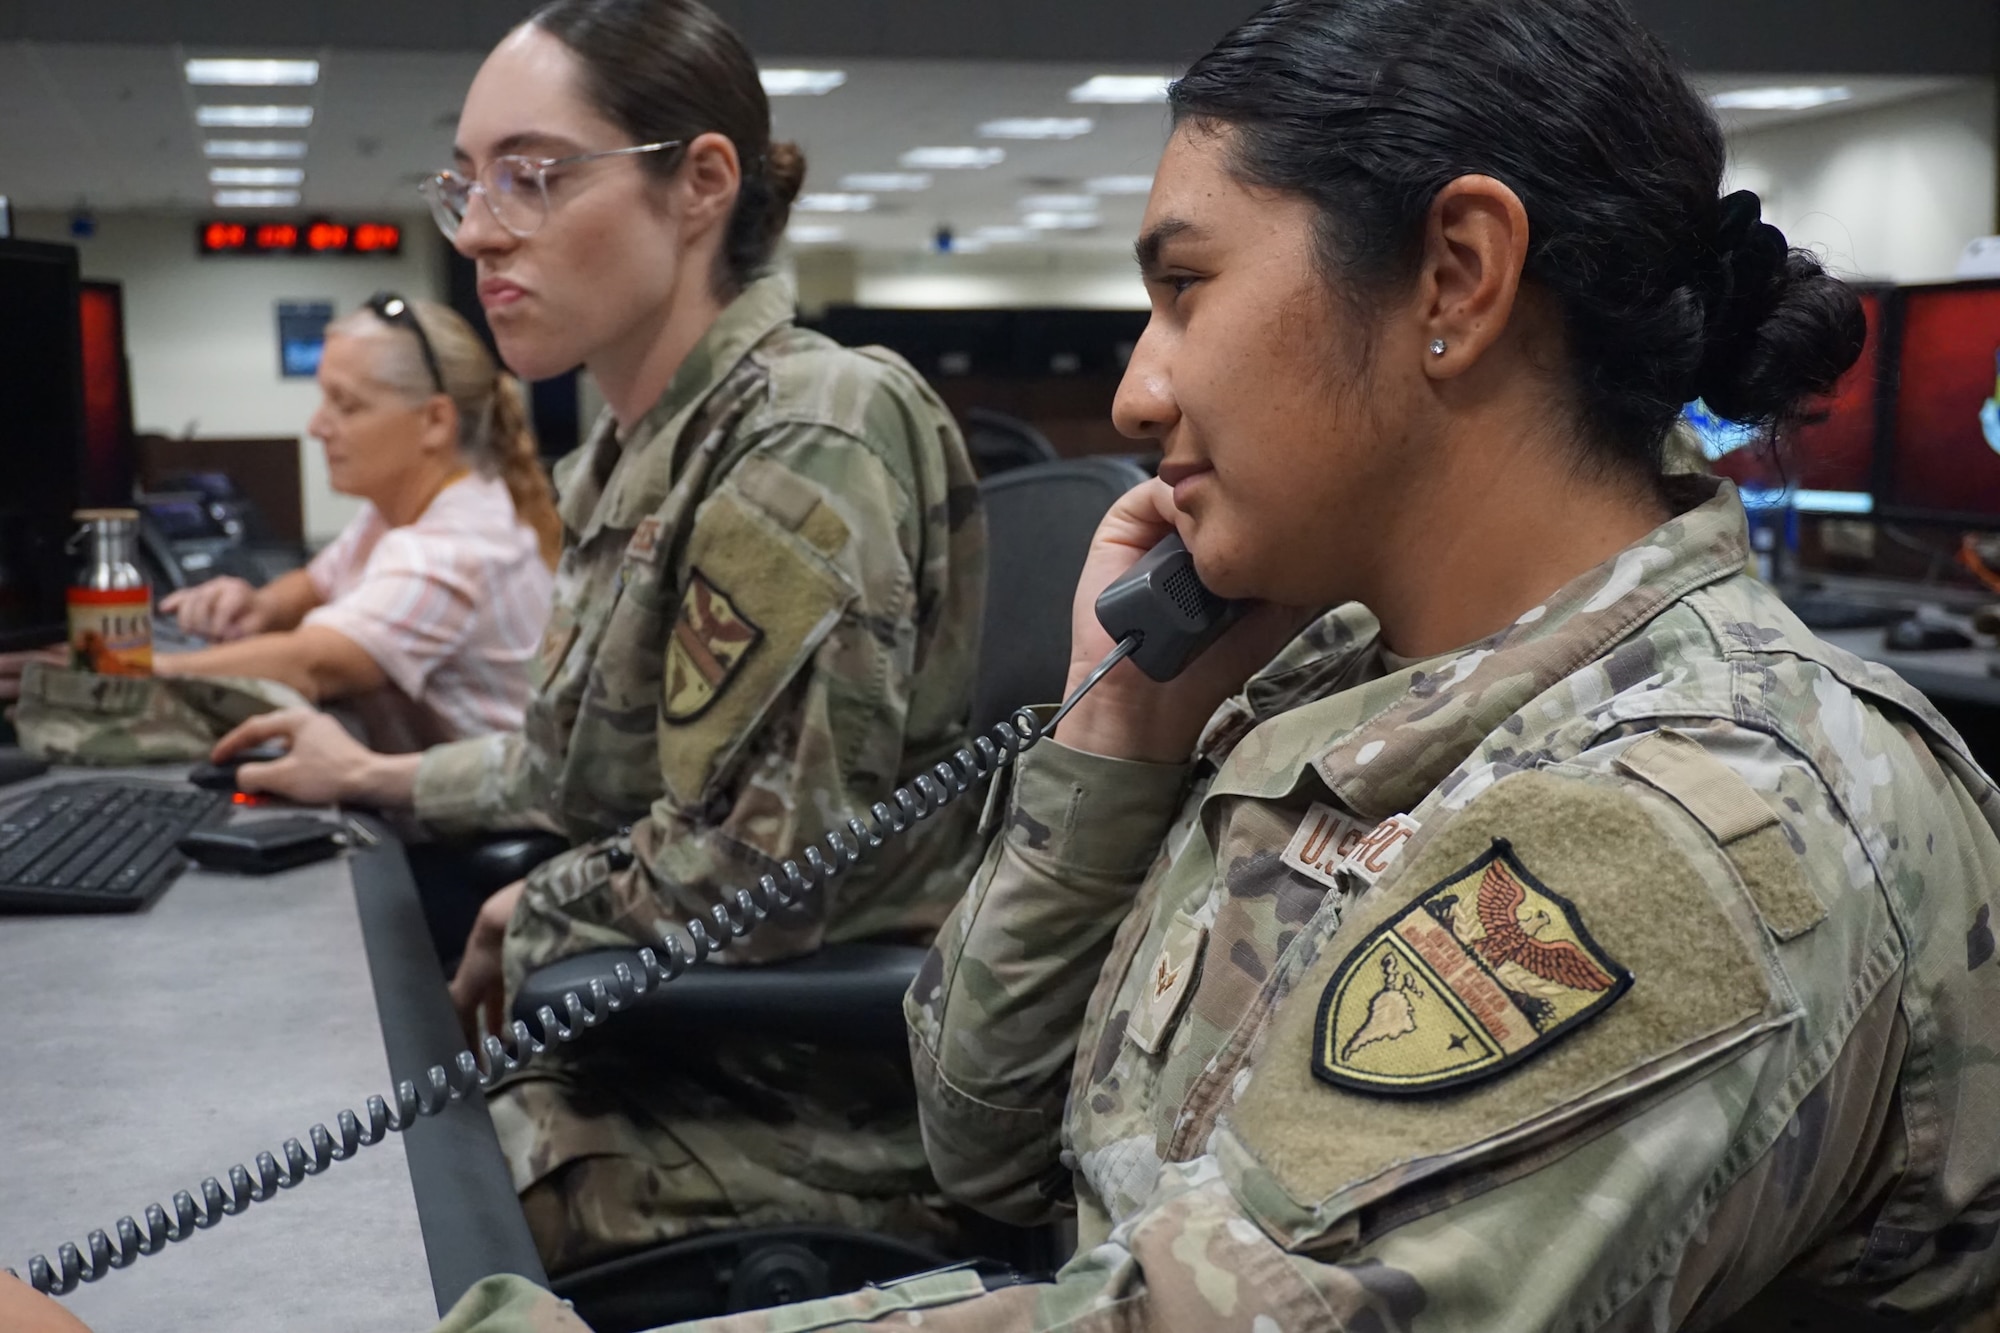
[1094,533,1254,682]
[11,535,1255,1296]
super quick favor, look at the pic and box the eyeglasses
[418,140,686,241]
[365,291,446,395]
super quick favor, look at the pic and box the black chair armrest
[462,832,571,891]
[406,832,572,972]
[511,942,927,1054]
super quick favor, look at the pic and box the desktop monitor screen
[0,239,84,651]
[1695,285,1885,511]
[1887,280,2000,521]
[79,280,135,507]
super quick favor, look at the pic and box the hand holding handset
[11,533,1257,1296]
[1093,533,1252,681]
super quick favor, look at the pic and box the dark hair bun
[1694,243,1867,427]
[767,140,807,211]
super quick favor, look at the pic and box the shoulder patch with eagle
[1313,839,1632,1095]
[663,570,764,722]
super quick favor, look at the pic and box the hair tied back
[1693,189,1794,414]
[1713,190,1786,305]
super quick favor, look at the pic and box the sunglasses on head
[365,291,446,395]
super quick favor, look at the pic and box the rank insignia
[1128,911,1207,1055]
[1312,840,1631,1096]
[627,516,664,563]
[663,570,763,722]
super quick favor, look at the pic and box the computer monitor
[1883,279,2000,524]
[79,280,135,508]
[0,239,85,651]
[1693,284,1887,515]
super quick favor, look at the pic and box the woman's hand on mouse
[211,708,420,809]
[1054,478,1312,766]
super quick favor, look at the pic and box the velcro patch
[663,570,764,722]
[1614,730,1774,844]
[1222,769,1784,1250]
[656,490,856,804]
[1282,802,1369,891]
[1339,813,1422,887]
[1615,729,1826,941]
[1313,841,1631,1095]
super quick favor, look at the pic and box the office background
[0,0,1995,544]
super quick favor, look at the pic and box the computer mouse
[188,742,288,792]
[1884,615,1975,653]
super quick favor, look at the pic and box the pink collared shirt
[304,473,553,751]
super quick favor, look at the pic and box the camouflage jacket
[13,666,309,765]
[431,476,2000,1332]
[412,275,987,985]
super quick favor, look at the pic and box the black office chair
[972,456,1148,732]
[961,407,1060,478]
[485,459,1145,1330]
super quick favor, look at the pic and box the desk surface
[0,771,541,1332]
[1819,627,2000,710]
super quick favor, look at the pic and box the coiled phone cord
[11,635,1141,1297]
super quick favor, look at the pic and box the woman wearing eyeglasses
[156,294,560,751]
[212,0,987,1281]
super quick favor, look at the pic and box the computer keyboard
[150,614,209,653]
[0,779,228,913]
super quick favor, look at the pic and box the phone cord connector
[12,635,1142,1296]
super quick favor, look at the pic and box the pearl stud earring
[1430,339,1448,357]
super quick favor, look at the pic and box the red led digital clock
[199,219,403,257]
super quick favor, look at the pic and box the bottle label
[68,587,153,676]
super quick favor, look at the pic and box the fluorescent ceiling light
[974,225,1035,244]
[761,68,846,96]
[1087,175,1154,195]
[213,188,301,207]
[840,173,931,192]
[787,224,846,244]
[1709,85,1853,112]
[197,105,314,129]
[795,192,875,213]
[204,139,308,159]
[1023,210,1101,231]
[1068,74,1172,105]
[1019,194,1096,212]
[899,146,1005,170]
[980,116,1094,140]
[185,58,319,86]
[209,166,305,186]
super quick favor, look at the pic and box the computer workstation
[3,241,2000,1328]
[1685,277,2000,721]
[0,236,541,1327]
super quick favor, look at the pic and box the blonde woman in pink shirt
[157,294,560,750]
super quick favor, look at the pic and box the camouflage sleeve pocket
[657,488,857,805]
